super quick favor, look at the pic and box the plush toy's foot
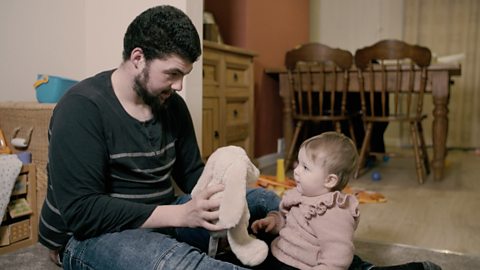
[229,237,268,267]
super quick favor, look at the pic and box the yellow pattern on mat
[256,175,386,203]
[342,186,387,204]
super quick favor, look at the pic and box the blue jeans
[62,188,280,270]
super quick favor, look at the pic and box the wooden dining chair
[284,43,356,171]
[353,39,432,184]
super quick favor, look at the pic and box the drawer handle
[214,131,219,138]
[233,73,238,82]
[233,110,238,117]
[202,70,205,78]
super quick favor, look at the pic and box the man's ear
[130,48,145,68]
[324,174,339,189]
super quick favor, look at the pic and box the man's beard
[133,67,166,118]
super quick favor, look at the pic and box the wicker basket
[0,219,32,246]
[0,102,55,215]
[9,219,31,243]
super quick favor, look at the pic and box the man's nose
[171,78,183,92]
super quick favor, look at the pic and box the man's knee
[246,188,280,219]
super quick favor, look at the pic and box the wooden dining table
[265,63,461,181]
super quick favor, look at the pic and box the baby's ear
[324,174,339,189]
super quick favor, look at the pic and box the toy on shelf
[11,127,34,150]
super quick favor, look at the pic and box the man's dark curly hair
[122,5,201,63]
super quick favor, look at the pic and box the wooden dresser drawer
[225,55,251,88]
[203,51,221,86]
[225,97,249,126]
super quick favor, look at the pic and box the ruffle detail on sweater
[280,188,303,211]
[301,191,359,221]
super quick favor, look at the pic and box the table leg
[431,73,450,181]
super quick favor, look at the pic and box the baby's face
[293,148,330,197]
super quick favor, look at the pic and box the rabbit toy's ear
[217,160,248,228]
[245,156,260,184]
[191,149,218,197]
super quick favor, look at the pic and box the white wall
[0,1,86,101]
[0,0,204,147]
[309,0,404,146]
[310,0,404,53]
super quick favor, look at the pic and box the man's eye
[165,71,181,79]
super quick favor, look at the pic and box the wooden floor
[270,147,480,257]
[351,148,480,257]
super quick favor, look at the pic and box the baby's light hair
[299,131,358,191]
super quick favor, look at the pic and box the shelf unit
[0,164,37,255]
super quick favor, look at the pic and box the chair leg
[354,122,373,179]
[417,122,430,174]
[334,121,342,133]
[285,121,303,173]
[347,119,357,147]
[410,122,425,184]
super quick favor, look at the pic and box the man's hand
[49,249,62,267]
[142,184,225,231]
[179,183,225,231]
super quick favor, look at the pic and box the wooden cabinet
[0,164,37,254]
[202,41,256,159]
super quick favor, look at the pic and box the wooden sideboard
[202,41,256,159]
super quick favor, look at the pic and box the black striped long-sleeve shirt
[38,70,204,250]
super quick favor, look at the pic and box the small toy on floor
[371,171,382,181]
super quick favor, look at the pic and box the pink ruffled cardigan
[268,189,360,270]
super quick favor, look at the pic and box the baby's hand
[251,215,277,234]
